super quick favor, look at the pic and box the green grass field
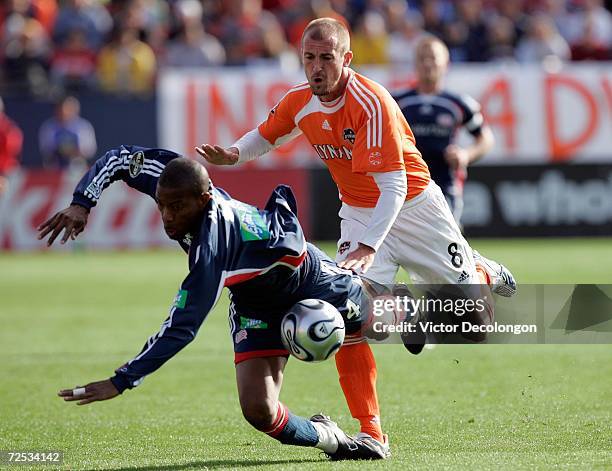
[1,239,611,470]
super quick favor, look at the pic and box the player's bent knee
[240,398,277,431]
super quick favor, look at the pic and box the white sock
[311,421,339,453]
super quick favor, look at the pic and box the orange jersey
[258,71,430,207]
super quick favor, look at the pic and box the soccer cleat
[400,310,426,355]
[310,414,388,460]
[473,250,517,297]
[354,432,391,459]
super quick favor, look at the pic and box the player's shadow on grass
[91,458,323,470]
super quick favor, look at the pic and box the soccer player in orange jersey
[197,17,516,454]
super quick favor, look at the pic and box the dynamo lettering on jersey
[258,71,430,208]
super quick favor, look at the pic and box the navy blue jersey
[71,146,360,393]
[393,89,484,193]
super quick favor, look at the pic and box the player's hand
[58,379,119,406]
[37,204,90,246]
[338,243,376,274]
[195,145,239,165]
[444,145,469,170]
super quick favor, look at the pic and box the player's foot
[354,432,391,459]
[310,414,387,460]
[473,250,517,297]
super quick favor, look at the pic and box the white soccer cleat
[354,432,391,459]
[473,250,517,297]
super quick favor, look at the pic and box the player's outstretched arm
[195,144,239,165]
[58,379,119,406]
[37,204,89,246]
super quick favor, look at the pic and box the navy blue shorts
[229,244,367,364]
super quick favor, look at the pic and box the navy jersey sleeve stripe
[72,145,182,209]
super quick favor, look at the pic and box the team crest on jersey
[368,151,382,166]
[343,128,355,144]
[129,151,145,177]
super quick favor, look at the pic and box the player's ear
[343,50,353,67]
[199,192,212,208]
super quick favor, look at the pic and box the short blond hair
[302,17,350,54]
[416,34,450,63]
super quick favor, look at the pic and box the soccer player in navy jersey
[37,146,388,460]
[393,35,495,223]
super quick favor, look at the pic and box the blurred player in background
[197,17,515,450]
[394,35,495,223]
[38,147,389,460]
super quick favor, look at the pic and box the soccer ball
[280,299,345,362]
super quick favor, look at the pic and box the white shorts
[335,182,478,285]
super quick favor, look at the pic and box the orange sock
[476,264,491,285]
[334,341,383,442]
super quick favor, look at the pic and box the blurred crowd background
[1,0,611,98]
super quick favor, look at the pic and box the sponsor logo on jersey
[343,128,355,144]
[129,151,145,177]
[173,289,188,309]
[312,144,352,161]
[437,113,454,127]
[322,119,332,131]
[338,241,351,255]
[231,201,271,241]
[235,329,248,344]
[368,151,382,166]
[240,316,269,329]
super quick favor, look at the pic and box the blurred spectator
[516,14,571,62]
[443,19,469,62]
[49,28,96,91]
[387,13,426,66]
[421,0,448,38]
[164,20,226,67]
[38,95,96,169]
[570,10,612,60]
[96,24,156,95]
[113,0,170,56]
[0,0,57,35]
[561,0,611,44]
[350,10,389,65]
[486,15,518,62]
[496,0,530,45]
[0,97,23,194]
[453,0,489,61]
[52,0,112,49]
[283,0,350,49]
[214,0,294,66]
[2,12,50,94]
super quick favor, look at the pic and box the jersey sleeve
[110,241,227,393]
[350,90,407,175]
[257,91,302,148]
[458,94,484,137]
[71,145,182,210]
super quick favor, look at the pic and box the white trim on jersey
[222,239,307,285]
[396,95,464,123]
[353,79,383,148]
[293,94,346,125]
[348,80,383,149]
[347,84,373,148]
